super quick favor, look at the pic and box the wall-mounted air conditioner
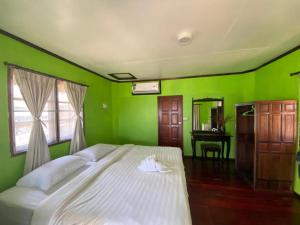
[132,81,161,95]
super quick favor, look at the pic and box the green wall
[112,73,256,157]
[0,34,114,192]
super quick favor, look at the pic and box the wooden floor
[183,157,300,225]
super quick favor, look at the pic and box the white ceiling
[1,0,300,81]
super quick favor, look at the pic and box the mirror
[192,98,224,132]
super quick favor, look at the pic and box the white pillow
[16,155,87,191]
[74,144,119,162]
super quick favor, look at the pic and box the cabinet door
[270,114,282,142]
[257,113,269,142]
[255,100,297,192]
[257,153,294,181]
[256,152,273,180]
[281,113,296,142]
[277,154,295,180]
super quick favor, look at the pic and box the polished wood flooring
[183,158,300,225]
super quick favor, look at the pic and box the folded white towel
[138,155,170,172]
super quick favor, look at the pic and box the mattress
[0,165,89,225]
[0,186,46,225]
[32,144,192,225]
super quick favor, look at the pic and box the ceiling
[1,0,300,81]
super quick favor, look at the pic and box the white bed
[0,144,192,225]
[0,166,89,225]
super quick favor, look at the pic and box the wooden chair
[201,143,221,159]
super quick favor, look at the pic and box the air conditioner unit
[132,81,161,95]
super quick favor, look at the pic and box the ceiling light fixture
[177,31,193,45]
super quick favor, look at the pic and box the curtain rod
[3,62,89,87]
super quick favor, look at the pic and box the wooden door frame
[157,95,183,150]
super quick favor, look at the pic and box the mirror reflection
[192,98,224,132]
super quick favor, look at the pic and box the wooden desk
[191,131,231,159]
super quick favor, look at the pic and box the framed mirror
[192,98,224,132]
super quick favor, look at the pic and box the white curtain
[65,82,87,154]
[14,68,55,175]
[193,104,200,130]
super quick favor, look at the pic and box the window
[9,69,85,155]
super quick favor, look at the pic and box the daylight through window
[10,69,84,155]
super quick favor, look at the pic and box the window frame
[8,66,86,156]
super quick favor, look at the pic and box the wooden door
[255,100,297,192]
[236,104,255,181]
[158,96,183,149]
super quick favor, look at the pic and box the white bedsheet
[32,144,192,225]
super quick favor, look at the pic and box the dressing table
[191,97,231,159]
[191,130,231,159]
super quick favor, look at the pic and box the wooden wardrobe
[236,100,297,192]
